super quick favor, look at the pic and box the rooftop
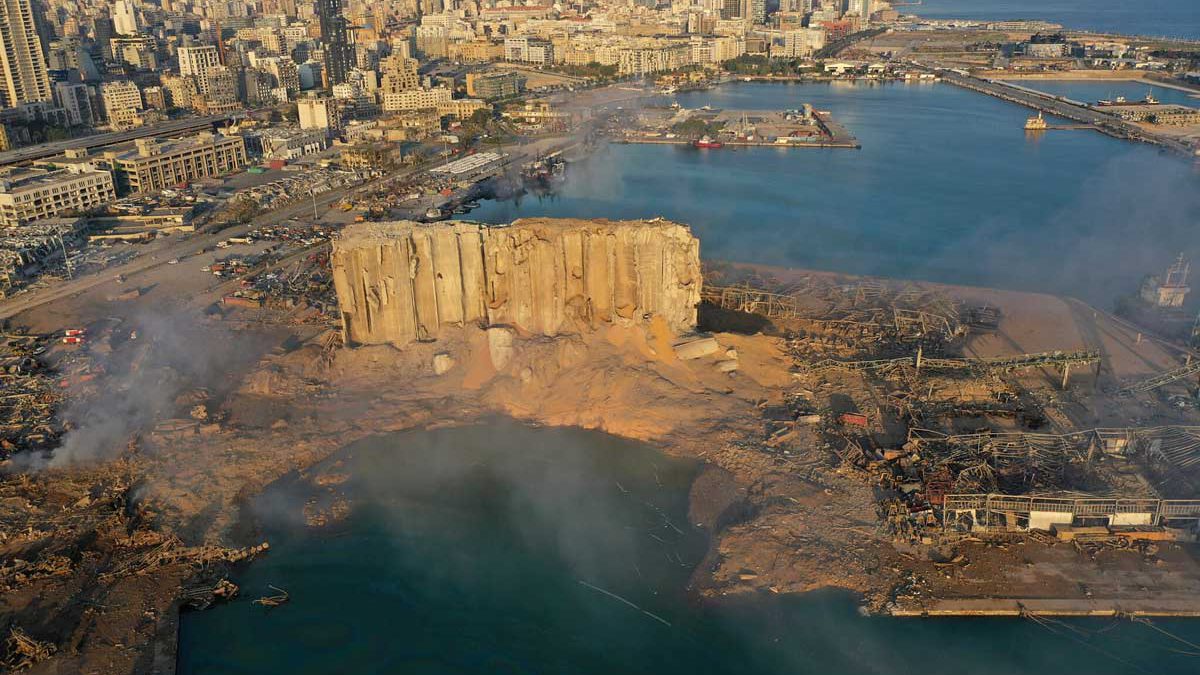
[0,166,108,193]
[102,132,243,162]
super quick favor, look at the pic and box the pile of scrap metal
[2,626,55,671]
[99,537,269,582]
[180,578,239,610]
[240,252,336,323]
[1124,426,1200,497]
[898,429,1097,495]
[247,223,335,246]
[0,333,62,458]
[0,219,87,295]
[701,266,965,360]
[878,497,937,543]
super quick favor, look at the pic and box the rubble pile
[0,333,63,458]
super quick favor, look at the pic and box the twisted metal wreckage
[703,272,1200,539]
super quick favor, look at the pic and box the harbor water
[1006,80,1200,108]
[912,0,1200,40]
[177,422,1200,674]
[472,81,1200,308]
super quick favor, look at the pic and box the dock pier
[932,69,1195,157]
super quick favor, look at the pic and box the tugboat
[693,135,724,148]
[1024,111,1048,131]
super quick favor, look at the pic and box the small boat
[693,135,724,149]
[1143,91,1159,104]
[1024,112,1047,131]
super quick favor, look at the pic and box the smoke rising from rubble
[23,307,267,469]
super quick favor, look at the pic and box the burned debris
[706,266,1200,555]
[0,332,63,458]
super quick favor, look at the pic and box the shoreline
[6,246,1200,674]
[616,138,861,150]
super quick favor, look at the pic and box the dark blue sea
[913,0,1200,40]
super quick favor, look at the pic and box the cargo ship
[693,135,724,149]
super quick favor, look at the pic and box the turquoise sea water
[178,423,1200,674]
[912,0,1200,39]
[473,82,1200,308]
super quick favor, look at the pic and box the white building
[0,165,116,227]
[778,29,826,58]
[504,36,554,65]
[99,81,144,128]
[113,0,141,35]
[177,45,221,79]
[297,96,343,131]
[381,87,453,112]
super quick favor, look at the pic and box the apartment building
[298,96,344,130]
[465,71,526,100]
[177,45,222,82]
[54,82,96,126]
[0,0,53,107]
[99,80,144,128]
[381,87,452,112]
[504,36,554,65]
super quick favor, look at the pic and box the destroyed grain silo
[329,218,702,345]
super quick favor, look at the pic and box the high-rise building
[846,0,873,19]
[750,0,766,24]
[315,0,354,87]
[0,0,53,107]
[99,80,143,127]
[298,95,342,130]
[178,45,221,79]
[53,81,95,126]
[379,54,419,94]
[112,0,140,36]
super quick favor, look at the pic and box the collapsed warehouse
[701,266,1200,546]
